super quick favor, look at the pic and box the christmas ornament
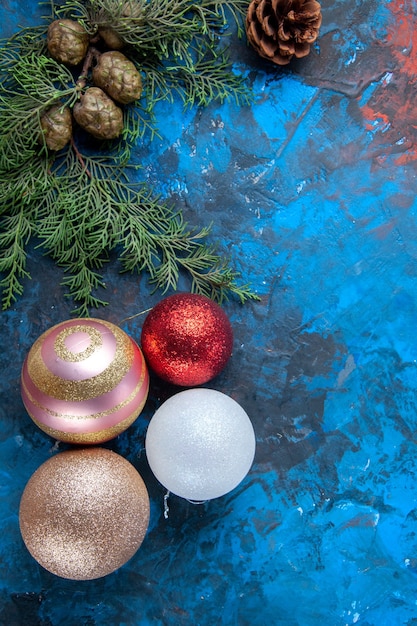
[246,0,322,65]
[19,448,150,580]
[21,318,149,444]
[141,293,234,386]
[145,388,256,501]
[141,293,233,386]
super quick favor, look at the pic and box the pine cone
[98,2,142,50]
[47,19,89,66]
[92,51,143,105]
[246,0,322,65]
[73,87,124,140]
[39,104,72,151]
[98,26,125,50]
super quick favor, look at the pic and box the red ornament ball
[141,293,233,386]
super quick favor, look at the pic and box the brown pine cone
[73,87,124,140]
[47,19,89,66]
[39,104,72,151]
[246,0,322,65]
[92,51,143,105]
[98,26,125,51]
[98,2,142,50]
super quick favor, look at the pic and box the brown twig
[75,45,101,91]
[70,136,92,179]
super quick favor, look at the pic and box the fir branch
[8,53,75,99]
[0,155,49,217]
[56,0,246,61]
[140,47,251,109]
[0,52,77,169]
[166,47,252,107]
[0,111,39,172]
[62,264,109,316]
[0,0,259,313]
[179,255,257,304]
[0,209,33,309]
[0,25,48,77]
[202,0,250,37]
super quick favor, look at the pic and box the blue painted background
[2,0,417,624]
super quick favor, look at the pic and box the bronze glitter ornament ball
[140,293,233,386]
[20,318,149,444]
[19,448,150,580]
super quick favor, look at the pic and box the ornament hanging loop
[163,490,170,519]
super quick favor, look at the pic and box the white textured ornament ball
[145,388,256,501]
[20,318,149,444]
[19,448,150,580]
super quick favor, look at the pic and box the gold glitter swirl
[22,367,148,422]
[54,325,103,362]
[29,397,147,443]
[27,323,136,401]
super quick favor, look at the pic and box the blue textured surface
[2,0,417,624]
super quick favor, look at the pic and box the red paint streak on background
[360,106,390,132]
[340,513,378,530]
[367,219,397,240]
[359,0,417,165]
[386,0,417,78]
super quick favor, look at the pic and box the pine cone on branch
[47,19,89,66]
[92,51,143,105]
[73,87,124,140]
[246,0,322,65]
[39,103,72,151]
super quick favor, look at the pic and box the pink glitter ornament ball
[140,293,233,386]
[21,318,149,444]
